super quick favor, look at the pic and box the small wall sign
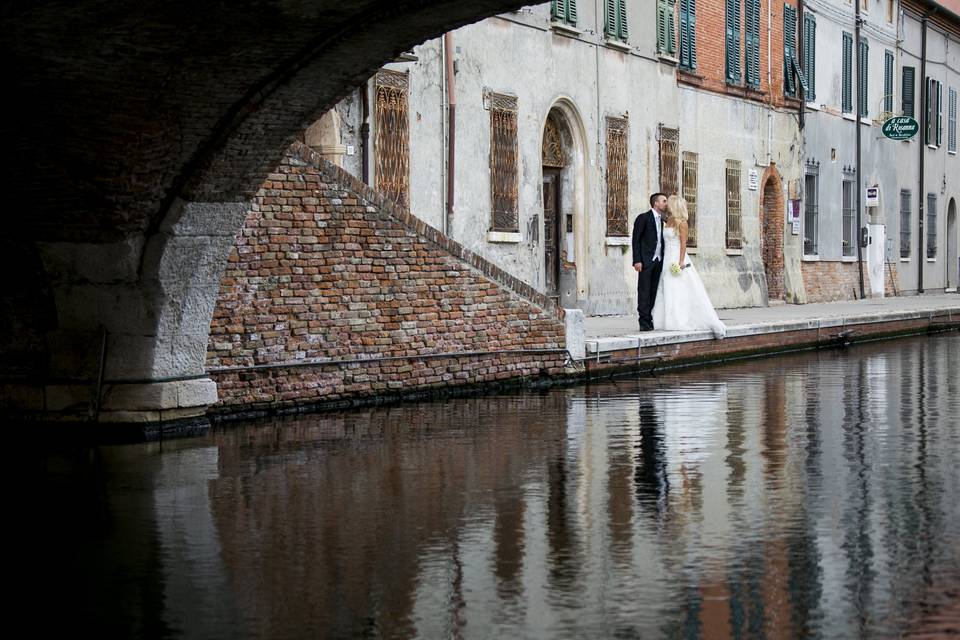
[865,186,879,207]
[748,169,759,191]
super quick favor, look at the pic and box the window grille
[927,193,937,259]
[605,117,629,237]
[899,189,911,258]
[726,159,743,250]
[489,93,519,232]
[659,125,680,197]
[682,151,699,248]
[374,70,410,208]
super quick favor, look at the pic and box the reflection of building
[312,0,803,313]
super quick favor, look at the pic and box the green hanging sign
[881,116,919,140]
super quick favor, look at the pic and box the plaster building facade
[309,0,805,314]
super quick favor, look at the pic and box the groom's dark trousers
[636,260,662,330]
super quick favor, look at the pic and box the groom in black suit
[632,193,667,331]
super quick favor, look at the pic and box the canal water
[42,334,960,639]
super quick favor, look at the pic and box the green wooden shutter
[858,39,869,117]
[745,0,760,87]
[842,32,852,113]
[883,50,894,113]
[657,0,668,52]
[925,77,932,144]
[552,0,577,24]
[803,13,816,101]
[568,0,577,24]
[783,4,797,96]
[618,0,629,40]
[680,0,697,69]
[667,0,675,54]
[902,66,915,117]
[605,0,617,37]
[937,80,943,146]
[726,0,741,83]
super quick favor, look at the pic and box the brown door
[543,169,562,296]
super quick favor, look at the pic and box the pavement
[579,293,960,356]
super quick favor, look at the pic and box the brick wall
[206,142,567,413]
[801,260,901,302]
[680,0,796,109]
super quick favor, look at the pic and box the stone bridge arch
[2,0,544,427]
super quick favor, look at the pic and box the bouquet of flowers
[669,263,688,275]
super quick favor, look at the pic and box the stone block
[563,308,585,360]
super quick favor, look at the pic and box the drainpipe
[766,0,773,162]
[445,32,456,236]
[360,80,371,185]
[917,9,934,293]
[855,0,865,299]
[798,0,805,131]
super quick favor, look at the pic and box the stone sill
[802,255,820,262]
[550,21,581,37]
[605,39,632,53]
[805,102,821,111]
[841,255,858,262]
[901,257,912,262]
[725,248,744,256]
[686,246,698,254]
[605,236,630,246]
[657,53,679,66]
[861,117,872,126]
[487,230,522,243]
[928,144,940,150]
[677,69,704,87]
[950,151,957,156]
[927,257,938,262]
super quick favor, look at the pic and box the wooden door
[543,169,562,296]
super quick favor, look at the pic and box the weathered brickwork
[207,142,567,412]
[682,0,796,109]
[759,167,786,300]
[801,260,901,303]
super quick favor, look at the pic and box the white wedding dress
[652,226,727,338]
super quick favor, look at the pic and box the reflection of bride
[652,195,727,339]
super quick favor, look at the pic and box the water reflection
[41,334,960,638]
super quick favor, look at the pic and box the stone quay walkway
[569,293,960,372]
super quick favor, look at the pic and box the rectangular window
[842,179,855,257]
[887,0,894,23]
[842,33,853,113]
[659,125,680,197]
[884,50,894,113]
[949,87,958,153]
[605,0,629,41]
[605,117,629,237]
[551,0,578,25]
[488,93,519,232]
[803,12,816,101]
[927,193,937,259]
[804,172,819,255]
[657,0,677,55]
[725,0,742,84]
[374,70,410,208]
[744,0,761,88]
[682,151,699,248]
[726,160,743,250]
[858,38,869,117]
[902,66,915,117]
[679,0,697,69]
[783,4,798,97]
[926,78,942,146]
[900,189,911,258]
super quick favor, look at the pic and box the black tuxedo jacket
[631,209,663,270]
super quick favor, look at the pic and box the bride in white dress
[652,195,727,339]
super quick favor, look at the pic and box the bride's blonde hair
[667,195,689,225]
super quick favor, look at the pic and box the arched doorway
[759,167,785,302]
[948,198,958,291]
[541,104,587,308]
